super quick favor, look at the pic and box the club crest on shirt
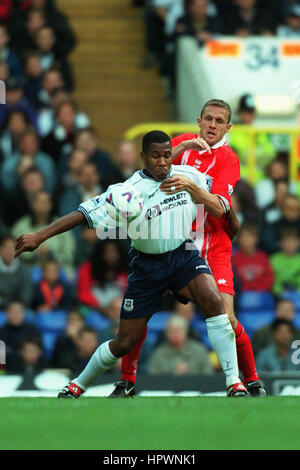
[204,175,213,192]
[123,299,134,311]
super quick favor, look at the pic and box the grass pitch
[1,397,299,450]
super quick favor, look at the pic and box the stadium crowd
[137,0,300,94]
[0,0,300,381]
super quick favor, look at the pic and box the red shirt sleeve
[212,147,240,211]
[171,133,196,166]
[77,261,100,309]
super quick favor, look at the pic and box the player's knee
[201,288,223,316]
[113,336,137,357]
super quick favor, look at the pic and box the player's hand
[14,233,41,258]
[160,175,193,194]
[182,137,211,154]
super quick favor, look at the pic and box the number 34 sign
[206,39,300,71]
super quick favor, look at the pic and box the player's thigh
[177,273,224,318]
[219,292,237,330]
[111,316,150,357]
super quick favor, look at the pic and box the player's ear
[140,151,146,164]
[197,117,201,129]
[226,123,232,133]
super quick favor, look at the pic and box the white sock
[206,314,240,388]
[73,340,118,390]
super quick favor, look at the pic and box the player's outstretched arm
[171,137,211,160]
[15,211,85,258]
[160,176,224,218]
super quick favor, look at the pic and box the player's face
[197,106,231,146]
[141,141,172,181]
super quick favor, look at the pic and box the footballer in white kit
[14,129,249,397]
[78,163,212,318]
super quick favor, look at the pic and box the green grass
[0,397,300,450]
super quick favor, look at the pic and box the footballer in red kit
[110,99,266,399]
[171,132,240,296]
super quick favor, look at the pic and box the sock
[206,314,240,388]
[73,340,118,390]
[235,321,260,383]
[120,326,148,383]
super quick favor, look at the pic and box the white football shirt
[78,164,208,254]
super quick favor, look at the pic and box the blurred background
[0,0,300,396]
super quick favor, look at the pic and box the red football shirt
[171,133,240,260]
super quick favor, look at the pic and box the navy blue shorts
[120,241,212,319]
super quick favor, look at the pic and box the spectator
[0,301,40,368]
[41,99,80,164]
[256,319,300,372]
[58,148,89,192]
[11,190,76,278]
[222,0,274,37]
[0,235,33,309]
[270,228,300,296]
[277,4,300,37]
[148,314,214,375]
[140,0,172,68]
[31,259,74,312]
[255,157,297,210]
[115,139,139,181]
[264,194,300,254]
[232,223,274,292]
[38,87,90,137]
[9,1,76,59]
[52,309,85,372]
[175,0,221,45]
[0,59,9,81]
[74,225,98,267]
[258,180,290,253]
[28,0,77,58]
[0,108,30,164]
[7,335,48,374]
[58,162,103,217]
[0,76,38,128]
[34,26,73,90]
[36,67,65,109]
[74,127,121,189]
[233,179,258,225]
[22,51,43,108]
[9,7,46,56]
[55,326,99,376]
[228,93,276,181]
[252,299,300,357]
[76,239,128,318]
[2,167,46,227]
[1,126,56,192]
[0,23,23,79]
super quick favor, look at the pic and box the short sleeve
[78,193,111,229]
